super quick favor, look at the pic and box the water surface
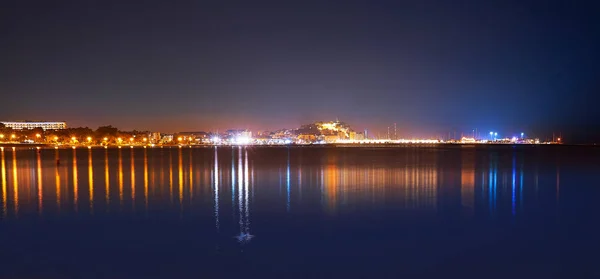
[0,146,598,278]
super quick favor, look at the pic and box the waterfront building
[354,132,365,141]
[272,129,293,139]
[324,135,339,143]
[349,131,356,140]
[178,131,210,143]
[297,134,317,143]
[162,134,174,143]
[1,121,67,130]
[149,132,162,143]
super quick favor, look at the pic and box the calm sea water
[0,145,598,278]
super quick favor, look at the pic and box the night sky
[2,1,599,141]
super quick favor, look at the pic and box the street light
[103,137,108,141]
[11,134,16,139]
[87,136,92,142]
[0,134,4,139]
[36,133,41,138]
[521,132,524,138]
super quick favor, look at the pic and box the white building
[1,121,67,130]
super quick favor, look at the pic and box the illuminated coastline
[0,119,563,148]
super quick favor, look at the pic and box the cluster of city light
[336,139,442,144]
[460,137,478,143]
[460,132,543,144]
[233,135,252,145]
[0,133,174,146]
[315,121,351,137]
[318,123,338,131]
[396,139,441,144]
[0,134,19,141]
[0,120,562,147]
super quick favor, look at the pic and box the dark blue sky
[1,0,599,141]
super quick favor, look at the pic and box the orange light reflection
[37,151,43,215]
[12,150,18,216]
[1,150,6,218]
[72,149,78,212]
[88,149,94,213]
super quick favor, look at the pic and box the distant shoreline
[0,143,593,150]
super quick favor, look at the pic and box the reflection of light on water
[189,150,193,201]
[231,148,235,207]
[461,152,475,213]
[104,149,109,210]
[37,151,43,215]
[88,149,93,213]
[73,149,78,212]
[0,148,565,223]
[156,150,161,197]
[520,160,524,211]
[318,153,439,212]
[1,149,6,218]
[493,158,497,212]
[512,153,516,216]
[235,147,253,243]
[144,149,148,211]
[154,151,160,196]
[320,168,324,207]
[488,157,494,214]
[323,164,338,213]
[251,159,255,201]
[13,150,18,216]
[298,158,302,202]
[178,148,183,209]
[213,147,219,232]
[244,149,250,240]
[485,155,499,215]
[131,148,136,209]
[245,149,249,206]
[237,147,243,238]
[169,151,173,204]
[118,149,123,207]
[55,150,61,212]
[286,149,290,212]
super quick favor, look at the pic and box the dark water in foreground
[0,145,598,278]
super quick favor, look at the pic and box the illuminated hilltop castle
[297,120,364,143]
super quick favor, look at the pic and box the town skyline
[1,119,561,144]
